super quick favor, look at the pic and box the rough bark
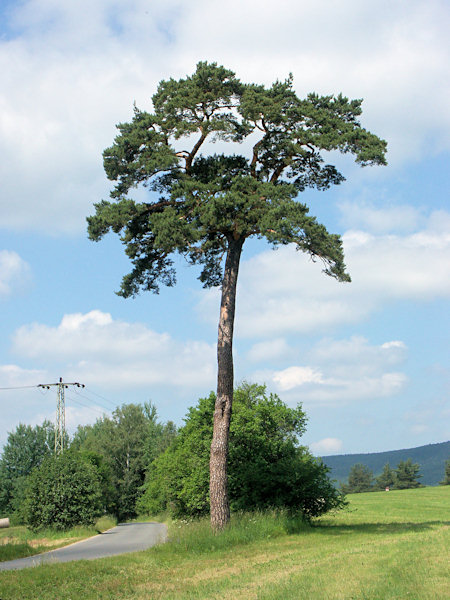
[210,236,244,530]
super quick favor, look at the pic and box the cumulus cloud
[195,210,450,338]
[0,251,31,298]
[273,366,324,391]
[338,202,424,234]
[310,437,343,455]
[11,310,216,389]
[256,336,408,406]
[0,364,45,386]
[0,0,449,232]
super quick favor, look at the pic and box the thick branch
[186,130,207,174]
[270,163,287,183]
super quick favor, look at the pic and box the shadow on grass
[312,520,449,536]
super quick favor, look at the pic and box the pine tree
[88,62,387,528]
[376,462,396,490]
[341,463,374,493]
[439,459,450,485]
[395,459,422,489]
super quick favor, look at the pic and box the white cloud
[0,251,31,297]
[197,210,450,338]
[11,310,216,389]
[262,336,408,405]
[339,202,423,234]
[64,403,110,432]
[0,364,45,386]
[310,437,343,455]
[310,337,407,375]
[273,366,324,391]
[0,0,449,232]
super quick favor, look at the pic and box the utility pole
[38,378,85,454]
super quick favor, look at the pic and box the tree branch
[186,129,207,174]
[250,139,263,178]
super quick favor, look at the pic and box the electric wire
[0,384,41,391]
[70,388,115,414]
[82,387,118,409]
[0,381,116,421]
[65,390,111,418]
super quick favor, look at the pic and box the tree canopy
[0,421,54,520]
[88,62,386,295]
[376,463,396,490]
[72,403,176,521]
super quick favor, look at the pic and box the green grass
[0,515,117,562]
[0,487,448,599]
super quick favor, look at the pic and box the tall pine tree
[88,62,387,529]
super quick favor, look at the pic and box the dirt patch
[28,538,69,548]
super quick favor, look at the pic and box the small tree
[342,463,374,494]
[88,62,387,528]
[376,463,396,490]
[72,402,175,520]
[24,451,103,531]
[395,459,422,489]
[439,460,450,485]
[0,421,54,520]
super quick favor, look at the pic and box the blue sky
[0,0,449,455]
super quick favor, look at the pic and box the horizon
[320,439,450,458]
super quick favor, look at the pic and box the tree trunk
[210,237,244,530]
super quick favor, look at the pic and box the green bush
[138,383,345,520]
[24,450,103,531]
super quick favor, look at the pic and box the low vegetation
[0,487,448,599]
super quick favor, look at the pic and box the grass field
[0,486,448,599]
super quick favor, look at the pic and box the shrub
[24,450,103,531]
[138,383,345,520]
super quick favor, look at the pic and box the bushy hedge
[24,450,103,531]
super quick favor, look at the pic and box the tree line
[341,459,450,493]
[0,383,345,531]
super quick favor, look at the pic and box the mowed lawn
[0,486,448,599]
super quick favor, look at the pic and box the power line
[0,380,118,436]
[66,388,113,415]
[65,392,111,418]
[81,388,118,409]
[0,384,40,391]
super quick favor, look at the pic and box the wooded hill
[321,441,449,486]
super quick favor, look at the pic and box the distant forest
[321,441,449,487]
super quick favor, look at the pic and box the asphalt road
[0,522,168,571]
